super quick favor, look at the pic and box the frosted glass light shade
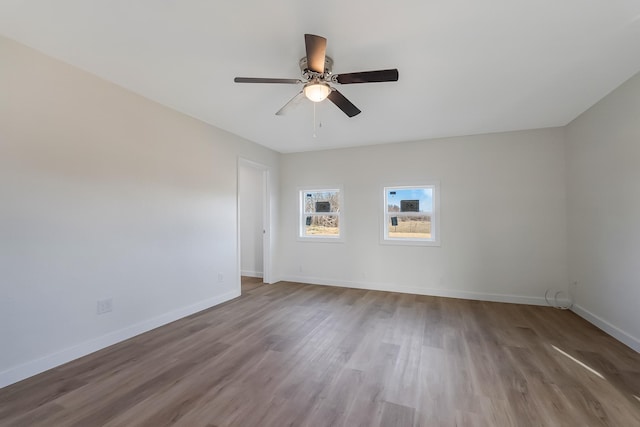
[304,83,331,102]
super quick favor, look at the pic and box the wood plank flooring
[1,280,639,426]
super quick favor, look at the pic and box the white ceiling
[1,1,640,153]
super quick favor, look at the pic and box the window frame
[298,186,344,242]
[381,183,441,246]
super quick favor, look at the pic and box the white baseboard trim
[241,270,263,278]
[572,304,640,353]
[278,275,548,306]
[0,289,240,389]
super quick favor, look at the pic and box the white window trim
[380,183,441,247]
[297,186,345,242]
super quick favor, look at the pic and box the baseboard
[0,289,240,389]
[278,275,548,306]
[572,304,640,353]
[241,270,263,278]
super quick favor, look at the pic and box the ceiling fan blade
[327,90,361,117]
[335,69,399,84]
[234,77,302,84]
[304,34,327,74]
[275,91,306,116]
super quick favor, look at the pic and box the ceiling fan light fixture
[303,82,331,102]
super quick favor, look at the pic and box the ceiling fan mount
[234,34,399,118]
[299,56,334,80]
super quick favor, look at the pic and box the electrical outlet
[218,273,224,282]
[97,298,113,315]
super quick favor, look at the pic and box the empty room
[1,1,639,426]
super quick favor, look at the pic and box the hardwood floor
[1,280,639,426]
[240,276,264,293]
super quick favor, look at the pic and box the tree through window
[299,188,342,240]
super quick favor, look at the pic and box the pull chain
[313,102,317,138]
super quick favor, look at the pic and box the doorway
[237,158,271,293]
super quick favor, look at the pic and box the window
[299,188,342,240]
[383,184,440,245]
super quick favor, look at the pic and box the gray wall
[278,128,568,304]
[0,36,280,386]
[565,71,640,351]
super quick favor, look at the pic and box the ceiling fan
[234,34,399,118]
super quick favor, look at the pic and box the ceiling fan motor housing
[299,56,334,81]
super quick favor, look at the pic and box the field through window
[384,185,438,244]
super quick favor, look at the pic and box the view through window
[299,188,341,239]
[384,185,438,244]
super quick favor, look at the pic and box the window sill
[380,238,440,247]
[297,236,344,243]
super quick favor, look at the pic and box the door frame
[237,157,272,287]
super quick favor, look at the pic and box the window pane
[300,188,342,240]
[387,188,433,213]
[387,215,431,239]
[305,191,340,214]
[304,215,340,236]
[384,184,439,245]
